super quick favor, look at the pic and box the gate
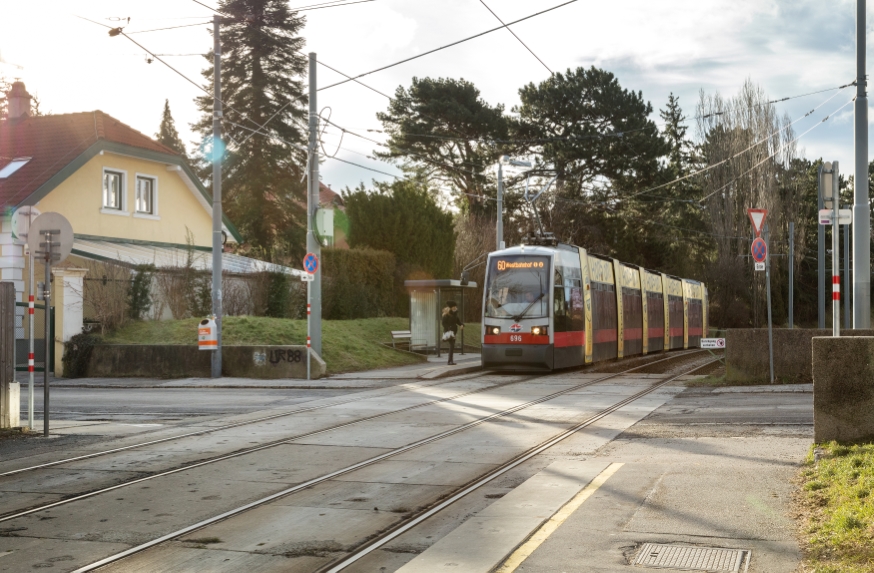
[14,302,54,374]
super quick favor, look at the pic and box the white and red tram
[481,242,708,371]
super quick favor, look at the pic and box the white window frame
[101,168,129,216]
[133,173,160,220]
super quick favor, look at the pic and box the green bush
[322,248,397,319]
[127,264,155,320]
[265,271,292,318]
[62,333,102,378]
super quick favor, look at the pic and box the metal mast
[211,14,224,378]
[853,0,870,328]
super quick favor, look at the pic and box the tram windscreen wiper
[513,291,545,322]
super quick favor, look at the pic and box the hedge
[322,248,398,319]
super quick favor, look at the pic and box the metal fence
[14,302,54,374]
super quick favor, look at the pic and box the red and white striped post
[832,166,841,338]
[307,301,311,381]
[28,294,34,429]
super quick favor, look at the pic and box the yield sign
[747,209,768,238]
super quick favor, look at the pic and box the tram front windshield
[485,255,550,319]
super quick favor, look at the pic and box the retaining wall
[725,328,874,384]
[86,345,326,379]
[812,336,874,442]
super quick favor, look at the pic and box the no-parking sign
[701,338,726,349]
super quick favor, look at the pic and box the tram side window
[554,265,583,333]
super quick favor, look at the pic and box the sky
[0,0,870,191]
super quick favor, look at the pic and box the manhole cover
[634,543,749,572]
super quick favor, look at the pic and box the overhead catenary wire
[126,21,211,34]
[476,0,552,74]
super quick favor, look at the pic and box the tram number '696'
[510,335,523,342]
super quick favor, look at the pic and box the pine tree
[156,99,188,158]
[192,0,308,260]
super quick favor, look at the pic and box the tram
[481,239,707,371]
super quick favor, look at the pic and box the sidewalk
[27,353,483,389]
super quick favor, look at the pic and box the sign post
[12,205,40,430]
[303,253,319,381]
[748,209,773,384]
[27,213,73,437]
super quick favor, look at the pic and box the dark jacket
[442,310,463,335]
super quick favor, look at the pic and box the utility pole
[853,0,870,328]
[307,52,322,357]
[833,163,841,337]
[764,223,774,384]
[818,165,826,329]
[211,14,223,378]
[496,161,504,250]
[789,221,794,329]
[844,221,852,330]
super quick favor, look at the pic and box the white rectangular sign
[754,262,765,271]
[701,338,726,349]
[819,208,852,225]
[300,273,314,282]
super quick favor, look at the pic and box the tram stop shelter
[404,279,478,357]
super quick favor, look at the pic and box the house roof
[0,111,243,242]
[319,182,345,209]
[0,111,177,208]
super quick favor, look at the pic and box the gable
[34,150,222,247]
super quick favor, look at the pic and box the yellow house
[0,82,291,374]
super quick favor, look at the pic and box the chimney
[6,81,31,120]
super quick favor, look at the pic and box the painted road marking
[496,462,625,573]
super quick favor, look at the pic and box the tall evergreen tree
[193,0,308,259]
[156,99,188,158]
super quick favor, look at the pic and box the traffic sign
[747,209,768,237]
[303,252,319,275]
[701,338,725,349]
[819,208,852,226]
[27,212,73,264]
[301,273,314,282]
[10,206,41,245]
[755,262,765,271]
[751,237,767,263]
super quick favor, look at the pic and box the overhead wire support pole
[818,166,825,329]
[789,221,794,329]
[833,161,841,337]
[496,161,503,250]
[854,0,870,329]
[308,53,322,358]
[211,14,223,378]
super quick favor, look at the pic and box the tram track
[0,371,495,478]
[320,358,720,572]
[54,351,710,573]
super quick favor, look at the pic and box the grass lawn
[104,316,426,374]
[797,442,874,572]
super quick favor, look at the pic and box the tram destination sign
[701,338,725,349]
[496,259,546,271]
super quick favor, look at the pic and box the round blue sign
[751,237,767,263]
[303,253,319,274]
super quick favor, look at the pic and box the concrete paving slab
[0,467,144,496]
[0,535,130,573]
[0,490,65,516]
[292,421,461,449]
[396,460,609,573]
[712,384,813,393]
[334,459,499,487]
[395,516,545,572]
[178,504,400,554]
[276,479,448,513]
[98,544,323,573]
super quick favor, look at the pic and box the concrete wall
[85,345,326,379]
[726,329,874,384]
[812,337,874,442]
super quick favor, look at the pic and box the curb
[418,364,483,380]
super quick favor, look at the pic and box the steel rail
[320,358,721,572]
[1,350,699,478]
[0,372,493,478]
[66,350,708,573]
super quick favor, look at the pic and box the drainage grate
[634,543,749,572]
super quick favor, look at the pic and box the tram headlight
[489,326,501,335]
[531,326,547,336]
